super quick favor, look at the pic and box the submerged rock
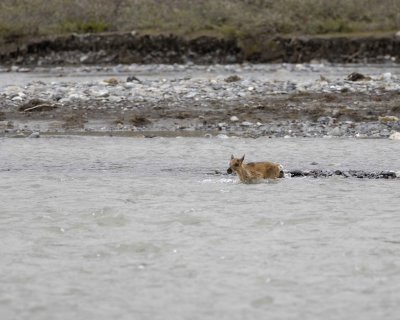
[288,170,304,177]
[284,169,399,179]
[223,168,399,179]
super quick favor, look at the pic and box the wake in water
[201,178,237,184]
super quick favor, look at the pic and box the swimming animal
[228,155,284,183]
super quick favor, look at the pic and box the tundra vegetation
[0,0,399,43]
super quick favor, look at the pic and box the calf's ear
[240,155,245,162]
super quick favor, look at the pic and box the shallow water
[1,136,400,320]
[1,63,400,86]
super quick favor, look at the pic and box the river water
[1,136,400,320]
[1,63,400,86]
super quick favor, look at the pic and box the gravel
[1,63,400,138]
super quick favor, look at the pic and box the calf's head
[227,154,245,174]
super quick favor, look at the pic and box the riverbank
[1,63,400,139]
[1,32,400,66]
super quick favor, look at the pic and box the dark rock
[224,75,241,83]
[309,169,332,177]
[378,171,397,179]
[223,168,397,179]
[288,170,304,177]
[284,169,398,179]
[126,76,141,83]
[346,72,371,81]
[342,171,351,178]
[348,170,365,178]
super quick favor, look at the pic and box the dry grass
[0,0,399,42]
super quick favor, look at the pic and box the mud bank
[1,32,400,66]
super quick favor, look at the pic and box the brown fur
[229,155,284,183]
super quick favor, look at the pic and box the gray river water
[1,136,400,320]
[2,63,400,86]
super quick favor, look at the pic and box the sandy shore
[1,63,400,138]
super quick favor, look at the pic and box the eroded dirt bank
[1,32,400,65]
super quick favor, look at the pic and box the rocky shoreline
[1,63,400,139]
